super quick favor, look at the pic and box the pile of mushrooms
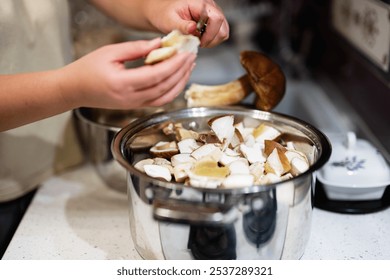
[185,51,286,111]
[134,115,310,189]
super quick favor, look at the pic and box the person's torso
[0,0,82,202]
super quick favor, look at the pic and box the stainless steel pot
[112,107,331,259]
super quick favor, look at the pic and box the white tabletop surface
[3,164,390,260]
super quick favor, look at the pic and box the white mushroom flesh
[133,115,312,189]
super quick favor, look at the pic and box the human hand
[143,0,229,48]
[60,38,196,110]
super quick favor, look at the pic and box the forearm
[0,70,75,131]
[88,0,157,32]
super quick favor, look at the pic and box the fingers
[124,52,196,92]
[199,2,229,48]
[147,66,193,107]
[119,52,196,107]
[109,38,161,62]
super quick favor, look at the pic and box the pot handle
[153,198,238,226]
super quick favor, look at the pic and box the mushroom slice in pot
[191,143,223,162]
[222,174,254,189]
[208,115,235,150]
[150,141,179,159]
[173,162,193,182]
[188,157,230,188]
[264,140,287,157]
[143,164,172,182]
[239,143,266,164]
[264,148,291,177]
[219,148,242,166]
[229,128,245,149]
[134,158,155,172]
[285,150,310,176]
[177,138,201,154]
[170,153,196,167]
[228,159,250,175]
[253,123,281,144]
[175,127,199,141]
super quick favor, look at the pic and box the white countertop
[3,164,390,260]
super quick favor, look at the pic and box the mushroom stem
[185,75,253,107]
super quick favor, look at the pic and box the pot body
[112,107,331,259]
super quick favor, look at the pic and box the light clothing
[0,0,83,202]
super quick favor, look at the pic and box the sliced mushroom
[134,158,155,172]
[208,115,235,150]
[143,164,172,181]
[177,138,200,154]
[219,148,242,166]
[222,174,254,189]
[191,143,223,162]
[249,162,265,182]
[198,132,220,144]
[191,157,230,178]
[239,143,266,164]
[175,127,199,141]
[284,150,310,176]
[173,162,193,182]
[228,159,250,175]
[188,157,229,188]
[264,140,287,157]
[229,128,245,149]
[153,157,174,174]
[150,141,179,159]
[264,148,291,177]
[252,123,281,143]
[170,153,196,167]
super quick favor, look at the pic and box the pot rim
[111,106,332,195]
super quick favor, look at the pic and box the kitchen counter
[3,164,390,260]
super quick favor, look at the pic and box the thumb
[181,21,198,35]
[111,38,161,62]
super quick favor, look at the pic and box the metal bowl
[112,107,332,259]
[74,107,161,193]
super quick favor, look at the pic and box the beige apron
[0,0,83,202]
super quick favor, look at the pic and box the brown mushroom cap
[240,51,286,111]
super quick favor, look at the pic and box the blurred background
[69,0,390,161]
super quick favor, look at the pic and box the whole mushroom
[185,51,286,111]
